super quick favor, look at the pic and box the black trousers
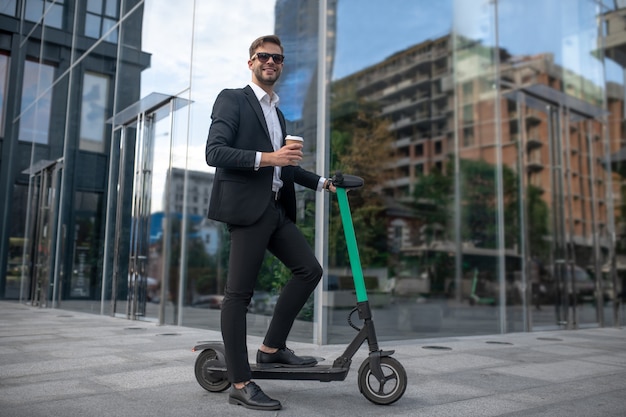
[221,198,322,383]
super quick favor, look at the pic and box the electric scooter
[469,268,496,306]
[192,172,407,405]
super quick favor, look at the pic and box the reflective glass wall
[324,0,624,343]
[0,1,133,313]
[0,0,623,345]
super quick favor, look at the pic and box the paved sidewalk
[1,301,625,416]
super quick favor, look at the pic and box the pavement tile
[1,301,625,417]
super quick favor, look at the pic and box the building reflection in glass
[0,0,623,345]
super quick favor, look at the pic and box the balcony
[393,136,412,148]
[431,109,447,120]
[393,157,411,167]
[526,137,542,149]
[390,117,413,130]
[525,110,543,125]
[526,152,544,172]
[382,79,413,97]
[382,98,414,115]
[526,161,544,172]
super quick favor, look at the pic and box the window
[25,0,64,29]
[85,0,119,43]
[414,143,424,157]
[19,60,55,144]
[462,127,474,147]
[0,0,18,17]
[434,141,442,155]
[79,72,109,152]
[462,103,473,123]
[462,81,473,103]
[0,53,9,137]
[509,120,519,142]
[414,163,424,176]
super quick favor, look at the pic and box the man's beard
[254,66,281,86]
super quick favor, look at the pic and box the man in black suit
[205,35,335,411]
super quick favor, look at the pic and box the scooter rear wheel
[194,349,231,392]
[357,356,407,405]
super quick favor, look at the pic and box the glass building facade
[0,0,624,345]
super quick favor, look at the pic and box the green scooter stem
[336,187,368,303]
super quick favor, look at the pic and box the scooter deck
[251,364,349,382]
[206,363,350,382]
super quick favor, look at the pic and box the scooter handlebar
[331,171,364,189]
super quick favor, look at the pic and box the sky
[136,0,621,211]
[333,0,618,81]
[137,0,276,211]
[333,1,452,80]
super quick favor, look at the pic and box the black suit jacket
[205,85,320,226]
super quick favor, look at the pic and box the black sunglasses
[252,52,285,64]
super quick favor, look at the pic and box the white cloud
[452,0,494,42]
[137,0,275,211]
[141,0,275,100]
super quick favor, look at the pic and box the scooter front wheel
[357,356,407,405]
[194,349,231,392]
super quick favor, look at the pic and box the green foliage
[412,161,453,230]
[166,216,216,303]
[328,90,395,269]
[257,254,291,293]
[412,157,548,253]
[525,184,550,259]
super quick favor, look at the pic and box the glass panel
[329,1,454,343]
[37,0,116,315]
[604,3,626,326]
[100,4,143,317]
[84,14,101,39]
[139,1,194,101]
[0,0,17,17]
[19,61,54,144]
[102,18,118,43]
[23,0,64,28]
[177,0,275,334]
[0,53,8,137]
[5,185,30,300]
[70,192,103,303]
[453,0,505,334]
[80,72,109,152]
[25,0,44,23]
[498,0,608,330]
[104,0,118,18]
[27,165,62,307]
[46,2,63,29]
[85,0,118,42]
[142,109,172,322]
[131,1,195,326]
[87,0,102,14]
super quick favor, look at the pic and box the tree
[328,92,394,269]
[412,160,454,241]
[413,156,549,240]
[525,184,550,260]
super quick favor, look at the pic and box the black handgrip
[331,171,364,189]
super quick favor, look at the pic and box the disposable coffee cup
[285,135,303,147]
[285,135,303,166]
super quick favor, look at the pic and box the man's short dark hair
[249,35,283,57]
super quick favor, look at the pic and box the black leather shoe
[228,381,281,411]
[257,347,318,368]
